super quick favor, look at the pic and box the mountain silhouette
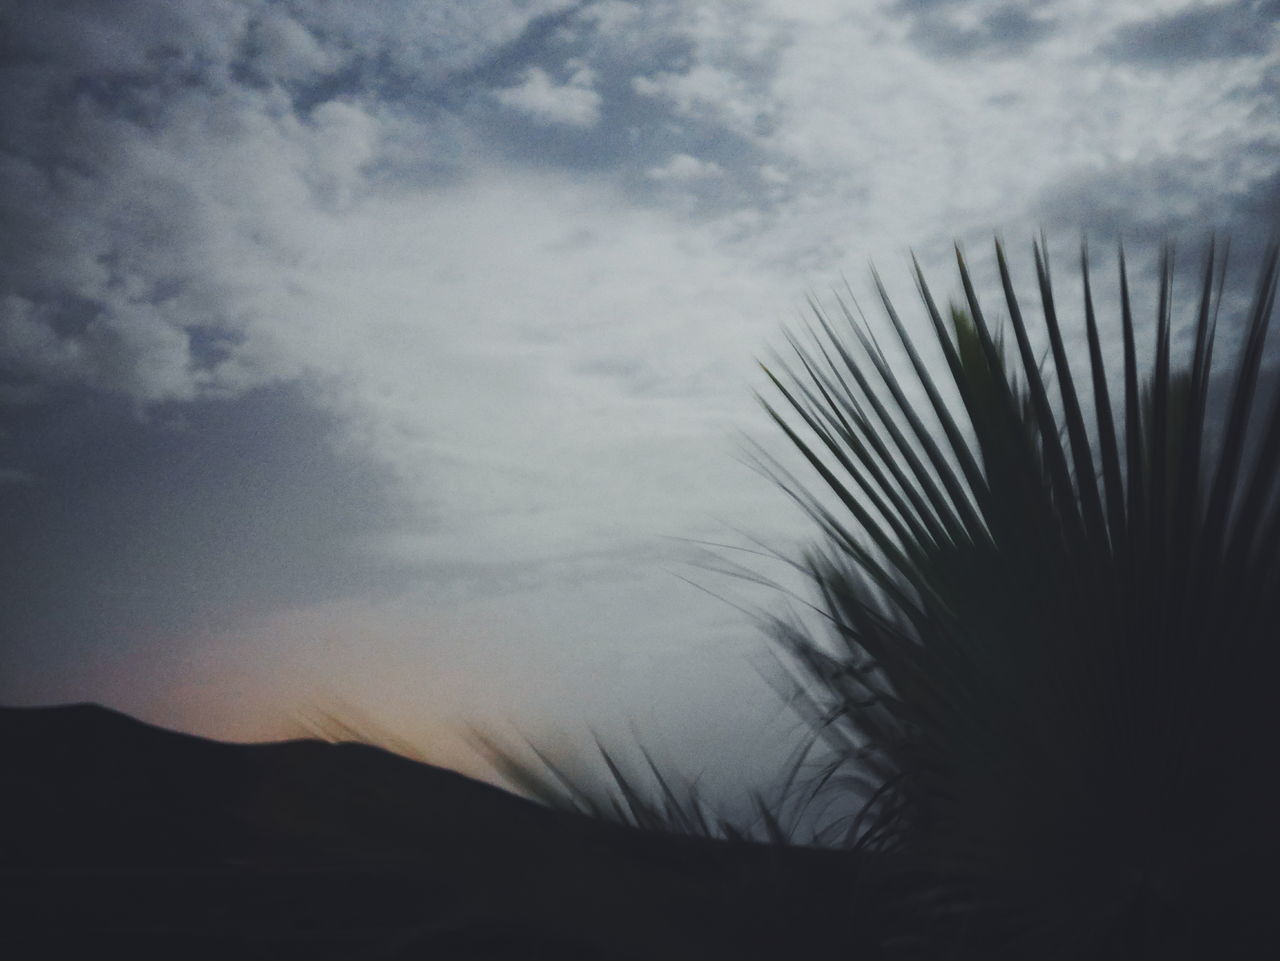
[1,703,881,960]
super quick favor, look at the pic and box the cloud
[0,0,604,406]
[257,167,803,568]
[1035,139,1280,252]
[0,0,250,79]
[0,3,392,403]
[1029,141,1280,362]
[0,0,806,588]
[494,65,603,126]
[6,0,1280,756]
[573,0,646,36]
[7,0,1278,519]
[1103,1,1279,67]
[645,152,724,180]
[238,8,336,84]
[632,63,774,138]
[1037,158,1222,240]
[889,0,1058,58]
[0,384,405,689]
[274,0,583,90]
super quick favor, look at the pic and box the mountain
[1,703,881,960]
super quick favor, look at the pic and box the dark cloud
[1033,143,1280,363]
[0,384,411,693]
[1038,159,1220,243]
[1036,142,1280,251]
[1233,60,1280,116]
[1102,1,1279,67]
[890,0,1057,58]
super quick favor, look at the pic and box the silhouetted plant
[757,237,1280,959]
[491,237,1280,959]
[476,727,838,844]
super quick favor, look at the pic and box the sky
[2,0,1279,786]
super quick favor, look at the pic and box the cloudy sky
[2,0,1278,782]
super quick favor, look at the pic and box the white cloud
[20,0,1270,410]
[494,66,604,127]
[646,153,725,181]
[632,64,770,137]
[576,0,644,36]
[258,167,804,569]
[0,43,391,400]
[244,9,335,82]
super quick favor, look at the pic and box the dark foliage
[759,238,1280,958]
[500,237,1280,959]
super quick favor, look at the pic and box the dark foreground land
[1,704,881,960]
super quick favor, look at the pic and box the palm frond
[475,236,1279,959]
[472,727,835,845]
[763,237,1280,958]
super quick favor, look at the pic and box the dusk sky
[3,0,1279,784]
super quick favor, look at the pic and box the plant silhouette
[493,238,1280,959]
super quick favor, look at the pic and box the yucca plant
[759,237,1280,959]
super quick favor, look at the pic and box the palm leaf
[763,238,1280,958]
[476,236,1279,959]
